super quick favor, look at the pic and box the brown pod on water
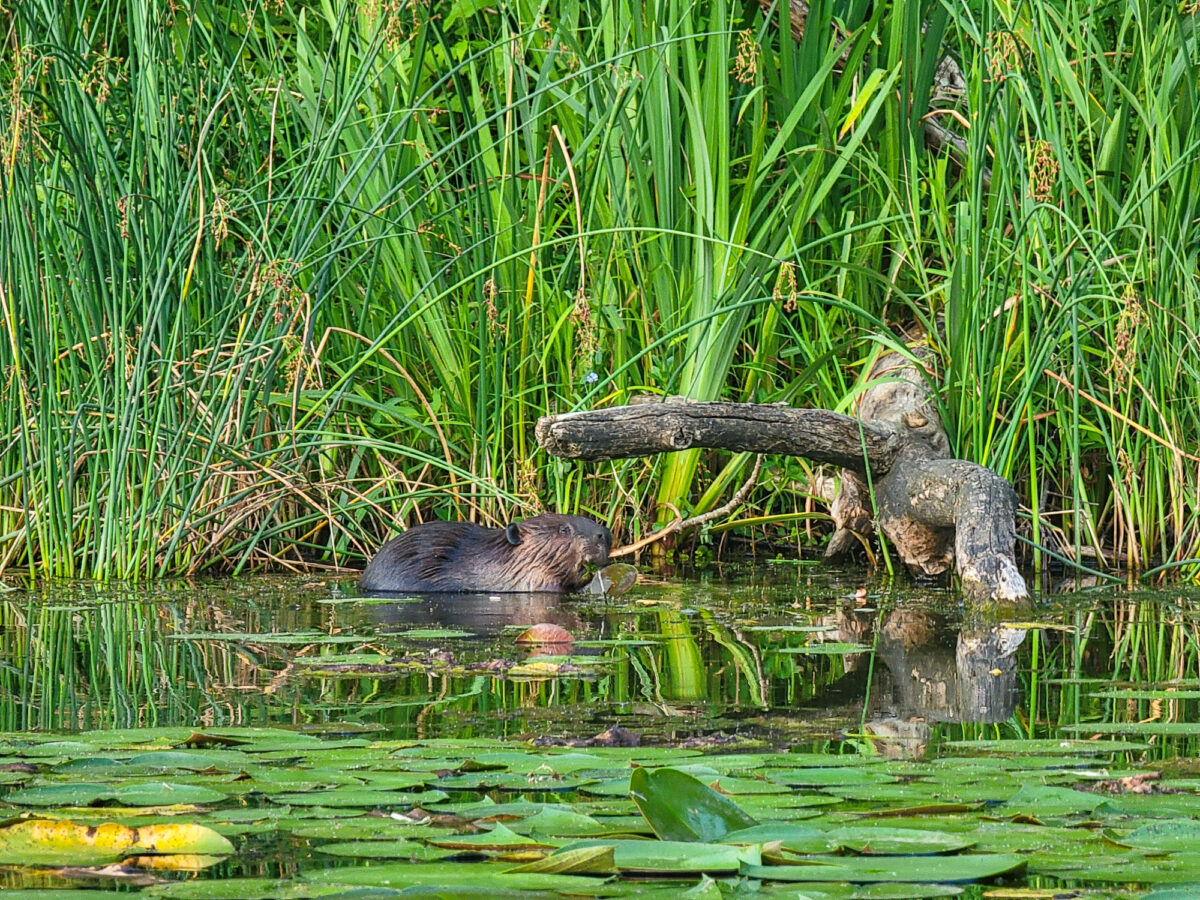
[516,623,575,650]
[359,513,611,593]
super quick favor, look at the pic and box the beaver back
[359,513,611,593]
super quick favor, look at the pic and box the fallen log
[536,349,1028,604]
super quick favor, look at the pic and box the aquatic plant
[0,0,1197,578]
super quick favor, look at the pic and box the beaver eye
[559,524,573,536]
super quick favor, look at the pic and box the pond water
[1,564,1199,897]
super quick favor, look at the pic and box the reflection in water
[830,602,1027,758]
[0,570,1196,752]
[364,591,586,635]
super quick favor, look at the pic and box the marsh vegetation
[1,0,1197,582]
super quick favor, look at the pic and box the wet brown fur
[359,513,611,593]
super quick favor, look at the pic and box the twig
[609,455,764,557]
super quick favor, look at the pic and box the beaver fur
[359,513,611,593]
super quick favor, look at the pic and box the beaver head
[502,513,612,591]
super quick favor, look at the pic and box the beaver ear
[505,523,523,545]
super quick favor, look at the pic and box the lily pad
[303,860,616,893]
[1116,821,1200,851]
[0,818,233,865]
[5,782,228,807]
[168,631,362,644]
[742,853,1026,883]
[561,838,760,873]
[629,766,758,842]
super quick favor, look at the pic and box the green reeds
[0,0,1197,578]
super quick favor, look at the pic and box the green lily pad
[393,628,476,639]
[828,826,977,855]
[5,782,228,807]
[426,822,559,851]
[629,766,758,842]
[303,860,616,893]
[168,632,362,644]
[767,767,897,787]
[995,784,1103,817]
[506,843,617,875]
[942,738,1151,754]
[270,788,448,808]
[514,808,614,836]
[145,879,366,898]
[1116,821,1200,851]
[742,853,1026,883]
[313,838,452,860]
[562,838,760,873]
[722,823,835,853]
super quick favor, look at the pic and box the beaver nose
[593,533,611,562]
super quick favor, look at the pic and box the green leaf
[313,839,451,860]
[4,782,227,807]
[996,784,1103,817]
[505,844,617,875]
[742,853,1026,882]
[629,766,758,842]
[562,838,759,874]
[303,861,614,893]
[1117,821,1200,852]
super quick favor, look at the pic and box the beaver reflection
[359,513,611,593]
[365,591,589,637]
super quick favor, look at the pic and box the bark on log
[535,402,900,475]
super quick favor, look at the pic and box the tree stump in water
[536,349,1028,604]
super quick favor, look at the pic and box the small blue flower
[584,371,599,384]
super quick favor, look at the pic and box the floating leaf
[394,628,475,639]
[629,767,758,842]
[828,826,977,855]
[506,844,617,875]
[0,819,232,865]
[777,642,871,655]
[144,878,341,899]
[561,838,759,873]
[720,823,834,853]
[4,782,227,807]
[851,885,965,898]
[767,767,897,787]
[943,738,1151,754]
[168,632,361,645]
[742,853,1026,883]
[313,839,451,860]
[426,822,558,851]
[996,784,1102,817]
[269,788,448,808]
[304,860,615,893]
[514,808,612,837]
[1116,821,1200,852]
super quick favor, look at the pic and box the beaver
[359,513,612,593]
